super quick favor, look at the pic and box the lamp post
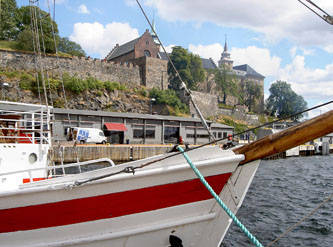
[150,98,156,114]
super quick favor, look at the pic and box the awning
[104,122,127,131]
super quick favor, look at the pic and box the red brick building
[105,29,168,89]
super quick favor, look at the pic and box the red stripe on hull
[0,173,231,233]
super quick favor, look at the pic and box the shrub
[149,88,189,114]
[104,81,126,92]
[19,73,34,90]
[86,77,104,90]
[63,73,87,94]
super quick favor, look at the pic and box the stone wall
[218,108,259,125]
[188,91,219,118]
[133,56,168,89]
[0,49,141,87]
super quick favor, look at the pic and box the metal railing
[0,158,116,184]
[0,101,52,145]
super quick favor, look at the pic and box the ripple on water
[222,156,333,247]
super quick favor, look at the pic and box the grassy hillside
[0,40,19,50]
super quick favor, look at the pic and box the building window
[223,132,227,138]
[144,50,151,57]
[213,132,217,138]
[145,129,155,139]
[133,129,144,138]
[133,127,155,139]
[164,126,179,143]
[146,41,149,45]
[218,132,222,138]
[197,134,209,139]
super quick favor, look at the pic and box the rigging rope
[36,0,54,107]
[46,0,72,128]
[29,1,42,104]
[176,146,264,247]
[135,0,216,143]
[29,0,49,107]
[73,100,333,186]
[297,0,333,25]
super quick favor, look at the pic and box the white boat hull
[0,147,260,247]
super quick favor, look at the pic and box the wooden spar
[234,110,333,165]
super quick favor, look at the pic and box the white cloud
[145,0,333,50]
[324,44,333,53]
[189,43,281,77]
[290,47,297,58]
[188,43,223,64]
[69,22,139,58]
[188,42,332,107]
[163,44,176,53]
[290,46,315,58]
[231,46,282,77]
[307,102,333,119]
[277,56,333,101]
[78,4,90,14]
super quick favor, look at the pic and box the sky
[17,0,333,118]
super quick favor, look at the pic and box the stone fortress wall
[0,49,261,121]
[0,49,143,87]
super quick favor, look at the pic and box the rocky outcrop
[0,75,150,113]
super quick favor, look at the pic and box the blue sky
[17,0,333,117]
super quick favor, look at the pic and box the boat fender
[169,234,183,247]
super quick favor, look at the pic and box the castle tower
[218,36,233,70]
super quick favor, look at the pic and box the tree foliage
[238,80,262,112]
[15,6,59,53]
[266,80,307,119]
[214,65,237,104]
[168,46,205,90]
[149,88,189,114]
[0,1,86,56]
[58,37,86,57]
[0,0,19,40]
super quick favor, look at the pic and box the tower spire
[224,34,228,52]
[218,34,233,69]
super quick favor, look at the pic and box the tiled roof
[106,37,140,60]
[159,52,217,70]
[201,58,217,70]
[233,64,265,79]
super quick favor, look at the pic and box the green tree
[15,5,59,53]
[214,64,237,104]
[0,0,19,40]
[266,80,307,119]
[168,46,205,90]
[58,37,86,57]
[238,80,262,112]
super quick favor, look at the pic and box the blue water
[222,156,333,247]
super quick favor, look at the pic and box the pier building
[53,108,233,145]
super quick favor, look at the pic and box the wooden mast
[234,110,333,165]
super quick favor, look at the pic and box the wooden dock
[50,144,178,163]
[50,142,332,164]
